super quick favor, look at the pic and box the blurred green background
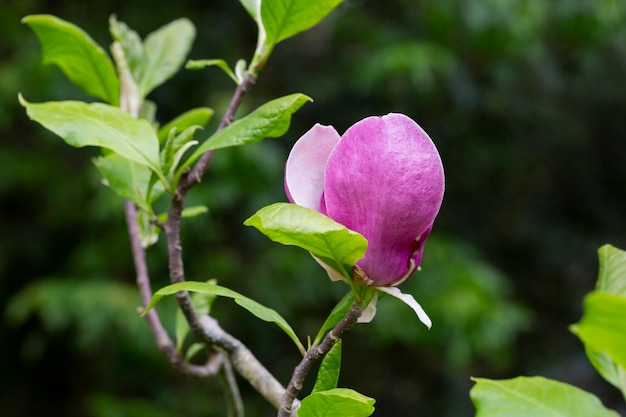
[2,0,626,416]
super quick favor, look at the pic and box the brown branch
[124,200,219,377]
[177,72,256,196]
[277,303,365,417]
[217,348,245,417]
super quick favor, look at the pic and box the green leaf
[144,281,305,355]
[313,292,354,345]
[186,59,239,84]
[596,244,626,296]
[239,0,258,20]
[93,153,154,212]
[23,14,120,104]
[20,96,161,173]
[157,205,208,224]
[312,340,342,393]
[583,345,626,396]
[109,16,144,79]
[179,93,311,178]
[134,18,196,97]
[184,343,205,361]
[161,125,201,179]
[572,292,626,370]
[470,376,620,417]
[298,388,375,417]
[244,203,367,280]
[175,286,216,352]
[157,107,214,143]
[261,0,343,46]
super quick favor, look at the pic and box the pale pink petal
[378,286,432,328]
[285,124,340,210]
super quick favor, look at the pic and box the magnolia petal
[377,286,432,329]
[285,124,340,210]
[322,113,444,286]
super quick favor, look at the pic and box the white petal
[377,286,432,329]
[357,291,378,323]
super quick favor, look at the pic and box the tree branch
[177,72,256,196]
[124,200,219,377]
[217,348,245,417]
[277,303,365,417]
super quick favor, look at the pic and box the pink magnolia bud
[285,113,445,287]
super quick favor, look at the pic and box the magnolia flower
[285,113,444,327]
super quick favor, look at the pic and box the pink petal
[322,113,444,286]
[285,124,341,210]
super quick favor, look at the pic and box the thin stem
[124,200,217,377]
[277,303,365,417]
[177,71,256,196]
[217,349,245,417]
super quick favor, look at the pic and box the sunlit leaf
[312,340,342,393]
[298,388,375,417]
[470,376,619,417]
[134,18,195,97]
[313,292,354,345]
[261,0,343,46]
[157,107,213,143]
[175,286,216,352]
[572,292,626,370]
[109,15,144,77]
[20,96,161,172]
[596,244,626,296]
[583,345,626,396]
[186,59,239,84]
[144,281,305,355]
[244,203,367,280]
[179,94,310,176]
[94,153,153,212]
[23,14,120,104]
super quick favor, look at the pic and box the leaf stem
[277,303,364,417]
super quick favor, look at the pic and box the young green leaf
[312,340,342,393]
[109,15,144,79]
[298,388,375,417]
[178,94,311,177]
[175,287,216,352]
[20,96,162,174]
[144,281,305,355]
[135,18,196,97]
[261,0,343,46]
[161,125,201,179]
[244,203,367,280]
[94,153,154,212]
[238,0,258,20]
[470,376,619,417]
[186,59,239,84]
[313,292,354,345]
[157,107,214,143]
[572,292,626,370]
[582,345,626,398]
[247,0,344,71]
[23,14,120,104]
[596,245,626,296]
[157,205,208,224]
